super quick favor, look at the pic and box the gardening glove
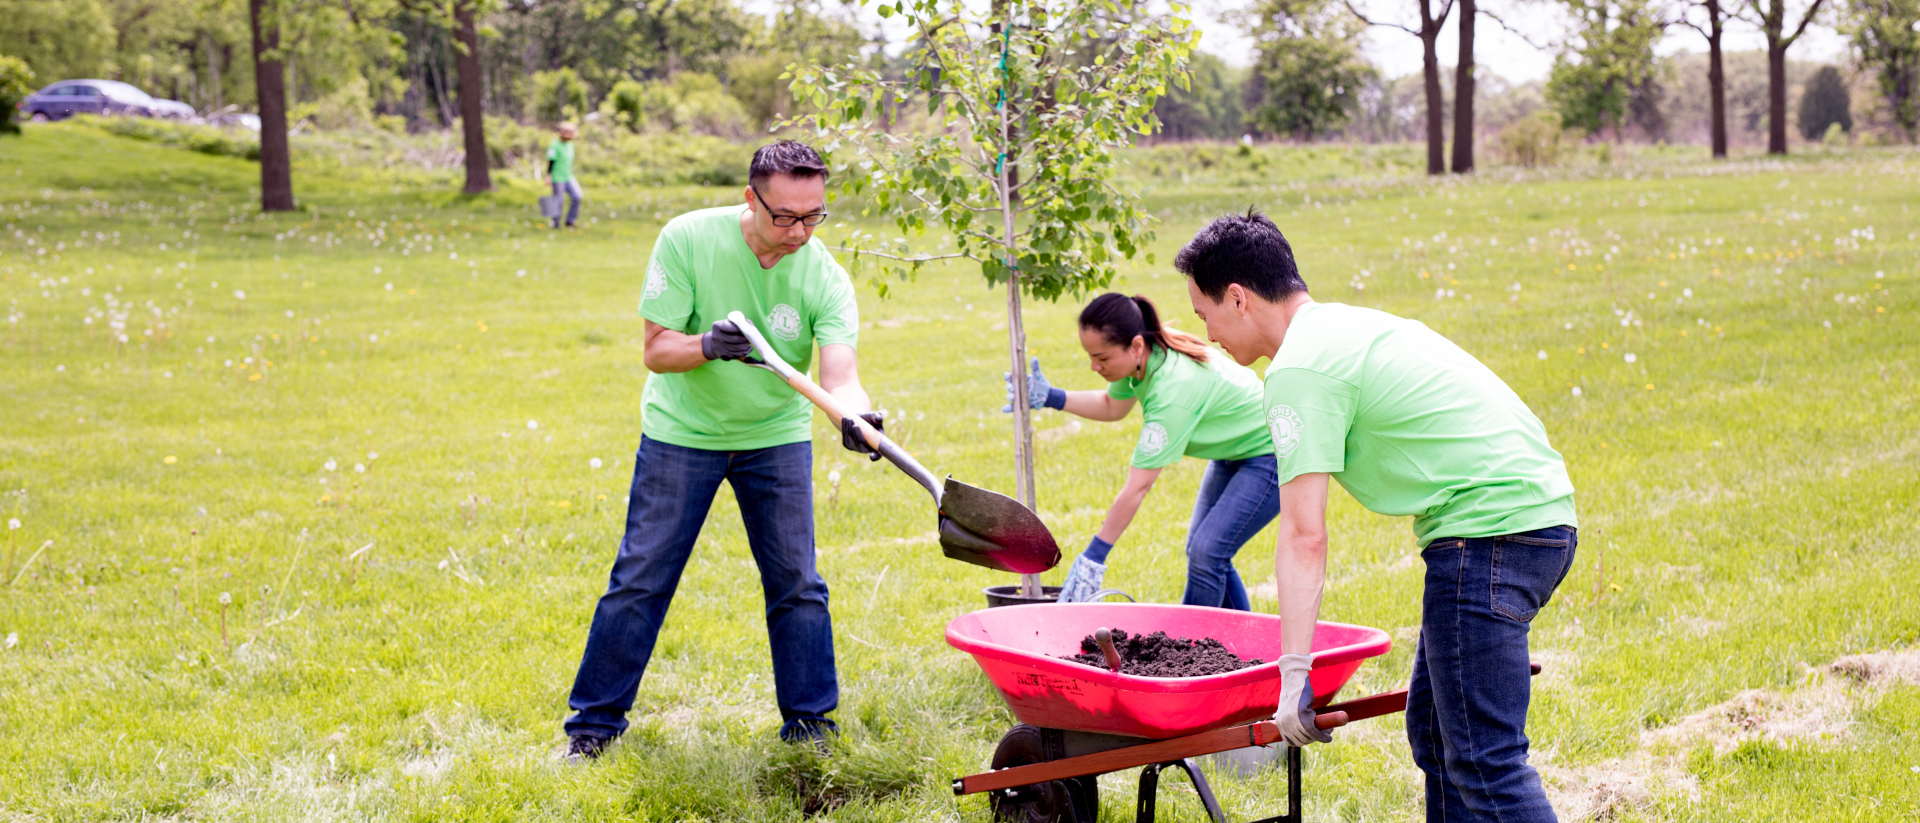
[840,412,885,461]
[1058,552,1108,603]
[1273,654,1332,747]
[701,319,754,362]
[1002,358,1065,413]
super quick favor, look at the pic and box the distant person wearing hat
[1178,210,1578,822]
[544,121,583,229]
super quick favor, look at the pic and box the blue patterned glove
[1002,358,1063,413]
[1058,553,1108,603]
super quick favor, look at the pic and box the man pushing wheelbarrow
[1178,210,1579,822]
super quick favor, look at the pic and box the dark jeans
[565,436,837,742]
[1407,525,1577,823]
[1181,455,1281,611]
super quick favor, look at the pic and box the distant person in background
[545,121,583,229]
[1005,293,1277,609]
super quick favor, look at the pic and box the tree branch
[1342,0,1421,35]
[1478,9,1548,49]
[834,248,980,264]
[1783,0,1828,45]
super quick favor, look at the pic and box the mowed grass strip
[1,125,1916,821]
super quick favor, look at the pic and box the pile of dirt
[1060,629,1263,678]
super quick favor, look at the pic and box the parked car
[150,99,198,120]
[19,80,157,121]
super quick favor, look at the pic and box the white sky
[1191,0,1852,83]
[753,0,1854,85]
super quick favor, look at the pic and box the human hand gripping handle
[841,412,885,461]
[725,312,939,500]
[1002,358,1065,413]
[701,319,753,361]
[1274,654,1333,747]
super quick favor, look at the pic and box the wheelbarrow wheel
[986,725,1098,823]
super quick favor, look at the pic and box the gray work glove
[840,412,885,461]
[701,319,753,361]
[1273,654,1332,747]
[1002,358,1061,412]
[1057,553,1108,603]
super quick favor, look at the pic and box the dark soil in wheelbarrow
[1061,629,1264,678]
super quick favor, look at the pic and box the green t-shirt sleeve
[1264,367,1357,486]
[1131,400,1201,469]
[637,229,695,331]
[1107,379,1138,400]
[809,257,859,349]
[547,142,559,162]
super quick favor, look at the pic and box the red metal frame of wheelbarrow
[952,665,1539,823]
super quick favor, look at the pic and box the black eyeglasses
[750,188,828,227]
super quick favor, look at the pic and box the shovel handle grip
[727,312,943,502]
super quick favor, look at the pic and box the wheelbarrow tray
[946,603,1392,740]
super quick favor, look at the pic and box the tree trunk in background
[249,0,295,211]
[1422,32,1445,175]
[455,0,493,194]
[1767,40,1789,154]
[1708,16,1727,157]
[1450,0,1475,173]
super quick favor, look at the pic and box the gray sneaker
[560,733,611,764]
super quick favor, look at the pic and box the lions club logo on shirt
[642,259,668,300]
[767,303,802,341]
[1138,422,1169,457]
[1266,405,1303,458]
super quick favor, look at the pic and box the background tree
[1245,0,1375,140]
[0,55,33,134]
[1742,0,1828,153]
[1843,0,1920,142]
[0,0,115,81]
[791,0,1195,596]
[1680,0,1733,156]
[1151,51,1247,139]
[1546,0,1665,140]
[1796,63,1851,136]
[250,0,295,210]
[1452,0,1476,171]
[1343,0,1454,172]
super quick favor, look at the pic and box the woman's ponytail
[1131,295,1210,363]
[1079,292,1208,364]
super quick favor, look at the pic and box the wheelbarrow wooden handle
[952,662,1544,796]
[727,311,942,502]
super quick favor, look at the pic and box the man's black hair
[748,140,829,188]
[1174,208,1308,302]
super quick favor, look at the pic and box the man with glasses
[562,140,883,760]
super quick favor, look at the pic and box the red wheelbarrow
[946,603,1410,823]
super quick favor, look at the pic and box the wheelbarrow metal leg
[1245,746,1304,823]
[1136,762,1160,823]
[1173,758,1226,823]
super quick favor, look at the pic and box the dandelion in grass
[354,463,366,473]
[324,459,337,472]
[1537,351,1548,360]
[163,456,176,464]
[1624,353,1637,364]
[527,420,539,431]
[589,458,602,469]
[7,518,18,530]
[1571,387,1583,397]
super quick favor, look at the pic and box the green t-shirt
[637,205,859,450]
[547,140,575,182]
[1262,302,1576,546]
[1105,346,1274,469]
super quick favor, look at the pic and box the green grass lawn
[2,122,1917,822]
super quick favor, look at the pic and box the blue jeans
[551,178,583,226]
[1181,455,1280,611]
[565,436,837,742]
[1407,525,1577,823]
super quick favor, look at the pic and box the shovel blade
[937,477,1061,574]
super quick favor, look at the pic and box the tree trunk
[249,0,295,211]
[1450,0,1475,173]
[1707,12,1727,158]
[992,13,1041,600]
[1422,32,1445,175]
[455,0,492,194]
[211,39,224,111]
[1767,40,1789,154]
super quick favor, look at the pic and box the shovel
[727,311,1061,578]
